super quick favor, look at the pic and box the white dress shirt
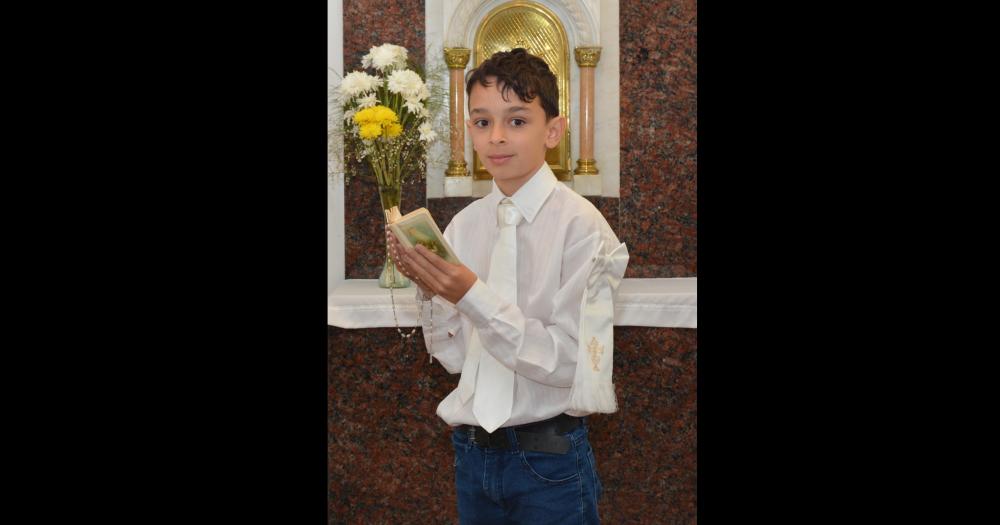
[416,162,622,428]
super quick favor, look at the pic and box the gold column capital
[444,48,471,69]
[574,47,602,67]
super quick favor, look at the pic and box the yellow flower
[359,123,382,139]
[384,122,403,137]
[353,107,376,125]
[353,105,401,139]
[373,105,399,124]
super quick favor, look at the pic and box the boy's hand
[386,228,435,298]
[386,227,477,304]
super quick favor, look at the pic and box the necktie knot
[498,199,523,227]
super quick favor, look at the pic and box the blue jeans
[452,420,603,524]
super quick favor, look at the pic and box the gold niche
[472,1,571,181]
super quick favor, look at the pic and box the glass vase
[377,182,410,289]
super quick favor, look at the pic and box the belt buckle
[470,426,501,448]
[470,426,490,447]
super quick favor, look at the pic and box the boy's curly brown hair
[465,48,559,120]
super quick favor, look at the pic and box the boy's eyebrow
[469,106,532,115]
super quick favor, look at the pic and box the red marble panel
[619,0,697,277]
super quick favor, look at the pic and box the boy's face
[467,77,565,195]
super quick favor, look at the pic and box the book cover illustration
[389,208,460,265]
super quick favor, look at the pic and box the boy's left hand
[393,241,477,305]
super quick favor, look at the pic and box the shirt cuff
[455,279,502,328]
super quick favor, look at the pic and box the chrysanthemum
[387,70,425,99]
[418,122,437,142]
[403,98,428,118]
[339,71,380,98]
[372,105,399,124]
[363,43,408,72]
[385,123,403,138]
[359,123,382,139]
[356,93,378,109]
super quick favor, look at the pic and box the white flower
[339,71,380,98]
[403,98,428,118]
[387,69,425,99]
[343,108,356,122]
[416,84,430,101]
[418,122,437,142]
[363,44,408,72]
[356,93,378,109]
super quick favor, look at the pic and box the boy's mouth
[487,154,514,165]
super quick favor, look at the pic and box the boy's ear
[544,116,566,149]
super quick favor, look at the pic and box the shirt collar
[487,162,558,224]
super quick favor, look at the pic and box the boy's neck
[495,161,545,197]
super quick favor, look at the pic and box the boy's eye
[511,118,526,127]
[473,119,489,128]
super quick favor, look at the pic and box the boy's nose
[489,128,507,144]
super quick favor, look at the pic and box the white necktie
[458,198,521,433]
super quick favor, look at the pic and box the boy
[388,48,627,524]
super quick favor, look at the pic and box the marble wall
[618,0,697,278]
[334,0,697,522]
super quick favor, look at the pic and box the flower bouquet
[329,43,443,288]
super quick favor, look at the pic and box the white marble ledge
[328,278,696,329]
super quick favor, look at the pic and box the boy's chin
[489,171,524,182]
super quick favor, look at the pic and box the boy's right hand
[386,226,477,304]
[386,227,436,299]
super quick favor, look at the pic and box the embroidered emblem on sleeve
[587,337,604,372]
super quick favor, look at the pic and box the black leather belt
[458,414,582,455]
